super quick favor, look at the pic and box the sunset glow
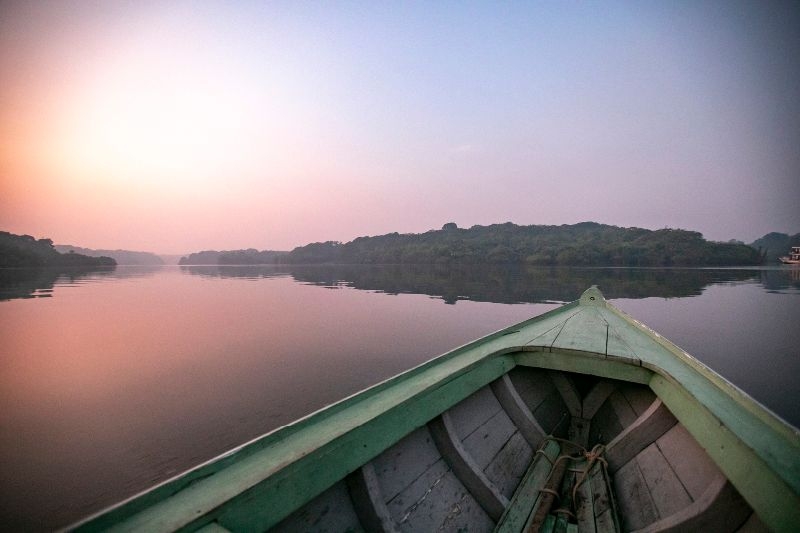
[1,1,798,252]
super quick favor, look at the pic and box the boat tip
[579,285,606,306]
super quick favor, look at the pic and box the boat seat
[495,439,621,533]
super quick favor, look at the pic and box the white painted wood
[271,481,363,533]
[568,416,591,448]
[606,399,677,473]
[428,413,509,521]
[656,423,720,500]
[582,381,617,420]
[550,372,582,416]
[533,389,571,436]
[483,431,533,499]
[620,384,656,417]
[507,366,556,413]
[609,390,638,427]
[590,468,611,519]
[588,395,625,446]
[347,463,400,533]
[490,374,547,448]
[613,460,659,531]
[446,386,502,441]
[384,458,493,533]
[636,444,692,517]
[574,463,597,533]
[630,474,751,533]
[461,409,517,470]
[371,426,442,503]
[595,508,617,533]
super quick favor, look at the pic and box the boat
[70,287,799,533]
[778,246,800,265]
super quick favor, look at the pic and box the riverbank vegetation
[0,232,116,268]
[280,222,761,266]
[178,249,287,265]
[178,222,765,267]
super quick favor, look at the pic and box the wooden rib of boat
[71,287,799,533]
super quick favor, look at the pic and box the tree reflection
[179,264,776,303]
[0,266,116,301]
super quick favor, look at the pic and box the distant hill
[55,245,164,265]
[158,254,186,265]
[749,232,800,263]
[0,231,116,268]
[277,222,762,266]
[179,249,288,265]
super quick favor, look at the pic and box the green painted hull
[70,287,799,533]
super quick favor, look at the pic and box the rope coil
[534,435,614,526]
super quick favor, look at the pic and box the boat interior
[272,369,767,532]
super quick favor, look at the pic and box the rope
[540,435,587,455]
[539,487,560,501]
[532,436,618,527]
[534,435,613,525]
[571,444,607,506]
[534,448,554,466]
[553,507,577,520]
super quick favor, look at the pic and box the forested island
[0,231,116,268]
[178,249,287,265]
[181,222,765,267]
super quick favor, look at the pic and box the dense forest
[179,249,287,265]
[176,222,765,267]
[748,232,800,263]
[3,223,793,269]
[278,222,762,266]
[0,231,116,268]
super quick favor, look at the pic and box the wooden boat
[778,246,800,265]
[71,287,799,533]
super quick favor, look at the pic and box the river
[0,264,798,531]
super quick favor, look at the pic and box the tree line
[179,222,767,267]
[276,222,762,266]
[0,231,116,268]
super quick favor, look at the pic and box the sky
[1,1,798,254]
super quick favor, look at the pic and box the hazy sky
[1,1,798,253]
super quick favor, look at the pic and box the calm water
[1,265,798,531]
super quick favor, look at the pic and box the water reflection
[5,264,797,304]
[760,266,800,292]
[178,264,784,303]
[0,266,119,301]
[179,265,291,280]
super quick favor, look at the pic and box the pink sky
[1,2,798,254]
